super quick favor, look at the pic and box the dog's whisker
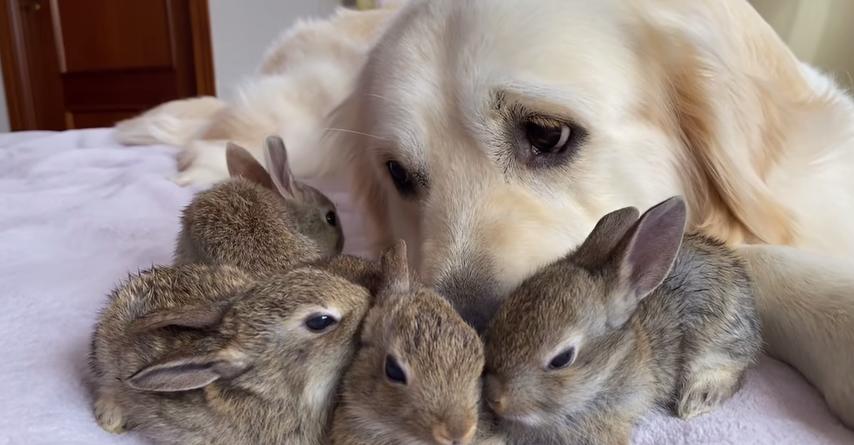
[366,93,391,103]
[322,127,388,141]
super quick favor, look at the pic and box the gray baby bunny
[483,197,761,445]
[90,263,371,445]
[331,240,498,445]
[174,135,343,272]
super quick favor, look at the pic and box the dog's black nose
[435,260,501,333]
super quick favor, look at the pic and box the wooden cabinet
[0,0,215,130]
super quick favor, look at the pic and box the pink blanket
[0,129,851,444]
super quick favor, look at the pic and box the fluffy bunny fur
[90,264,371,445]
[174,136,343,271]
[115,0,854,425]
[482,198,761,445]
[331,240,489,445]
[311,253,385,295]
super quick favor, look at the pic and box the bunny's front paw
[676,368,741,419]
[94,394,127,434]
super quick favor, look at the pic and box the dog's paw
[676,369,741,419]
[824,379,854,429]
[94,395,126,434]
[172,141,229,187]
[172,167,226,188]
[171,155,229,187]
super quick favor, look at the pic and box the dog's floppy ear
[637,0,805,245]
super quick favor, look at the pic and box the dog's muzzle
[434,256,502,333]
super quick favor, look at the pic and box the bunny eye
[384,355,407,385]
[547,347,576,370]
[325,211,337,227]
[304,313,338,332]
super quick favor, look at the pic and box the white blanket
[0,129,851,444]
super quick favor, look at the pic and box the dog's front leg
[738,244,854,428]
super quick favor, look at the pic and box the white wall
[208,0,340,99]
[752,0,854,88]
[0,57,10,132]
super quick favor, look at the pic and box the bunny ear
[226,142,275,190]
[379,239,410,297]
[126,348,249,392]
[572,206,641,269]
[264,135,303,201]
[129,301,231,335]
[605,196,687,328]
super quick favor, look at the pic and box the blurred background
[208,0,340,100]
[0,0,851,133]
[751,0,854,87]
[0,0,352,132]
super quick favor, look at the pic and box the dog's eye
[525,120,571,154]
[517,117,585,167]
[304,313,338,332]
[325,211,337,227]
[386,160,416,197]
[547,347,576,370]
[384,354,407,384]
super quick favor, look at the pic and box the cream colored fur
[739,245,854,427]
[114,96,226,147]
[328,0,854,428]
[115,0,854,428]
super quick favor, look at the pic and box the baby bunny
[331,240,495,445]
[311,253,385,295]
[174,135,343,272]
[90,263,371,445]
[483,197,761,445]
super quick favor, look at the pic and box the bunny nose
[484,374,507,415]
[432,420,476,445]
[488,395,507,415]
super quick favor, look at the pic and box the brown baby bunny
[90,263,371,445]
[311,253,385,295]
[331,240,499,445]
[174,135,343,272]
[483,197,761,445]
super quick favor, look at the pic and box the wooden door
[0,0,215,130]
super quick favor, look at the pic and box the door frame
[0,0,215,131]
[188,0,215,96]
[0,0,33,130]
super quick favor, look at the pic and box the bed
[1,129,852,444]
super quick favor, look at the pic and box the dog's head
[332,0,807,330]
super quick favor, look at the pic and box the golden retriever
[329,0,854,427]
[116,0,854,428]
